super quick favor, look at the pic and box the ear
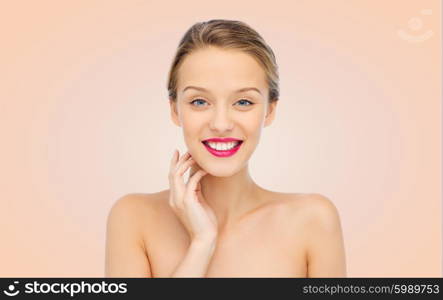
[169,99,181,127]
[264,101,277,127]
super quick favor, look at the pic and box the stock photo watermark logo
[397,9,434,43]
[2,280,127,297]
[3,281,20,297]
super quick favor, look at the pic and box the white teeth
[207,141,239,151]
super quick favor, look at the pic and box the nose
[209,105,234,133]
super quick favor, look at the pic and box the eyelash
[189,98,254,107]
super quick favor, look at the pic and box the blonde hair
[167,19,279,103]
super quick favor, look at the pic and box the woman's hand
[168,149,218,243]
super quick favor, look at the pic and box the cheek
[240,113,265,137]
[181,113,204,139]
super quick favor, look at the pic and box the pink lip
[202,140,243,158]
[202,137,242,143]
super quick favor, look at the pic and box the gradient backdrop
[0,0,441,277]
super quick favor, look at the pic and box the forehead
[177,46,267,92]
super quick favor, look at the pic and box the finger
[176,157,196,177]
[171,152,192,186]
[168,196,175,208]
[185,169,207,198]
[174,151,191,173]
[169,149,179,175]
[189,162,203,178]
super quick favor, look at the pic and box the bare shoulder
[105,190,171,277]
[107,191,171,233]
[289,194,346,277]
[107,190,170,226]
[273,192,342,231]
[301,193,340,225]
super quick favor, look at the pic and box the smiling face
[170,46,277,177]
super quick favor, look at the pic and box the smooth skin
[105,46,346,277]
[167,150,218,277]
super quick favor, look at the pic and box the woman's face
[170,46,277,177]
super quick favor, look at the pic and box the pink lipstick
[201,138,243,158]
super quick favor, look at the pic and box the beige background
[0,0,440,277]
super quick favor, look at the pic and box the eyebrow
[182,86,262,95]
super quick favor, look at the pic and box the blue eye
[190,99,208,107]
[189,98,254,107]
[236,99,253,106]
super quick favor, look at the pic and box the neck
[190,163,263,231]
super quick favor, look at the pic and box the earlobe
[169,100,181,127]
[264,101,277,127]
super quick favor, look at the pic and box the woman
[105,19,346,277]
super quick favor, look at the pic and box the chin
[200,161,245,177]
